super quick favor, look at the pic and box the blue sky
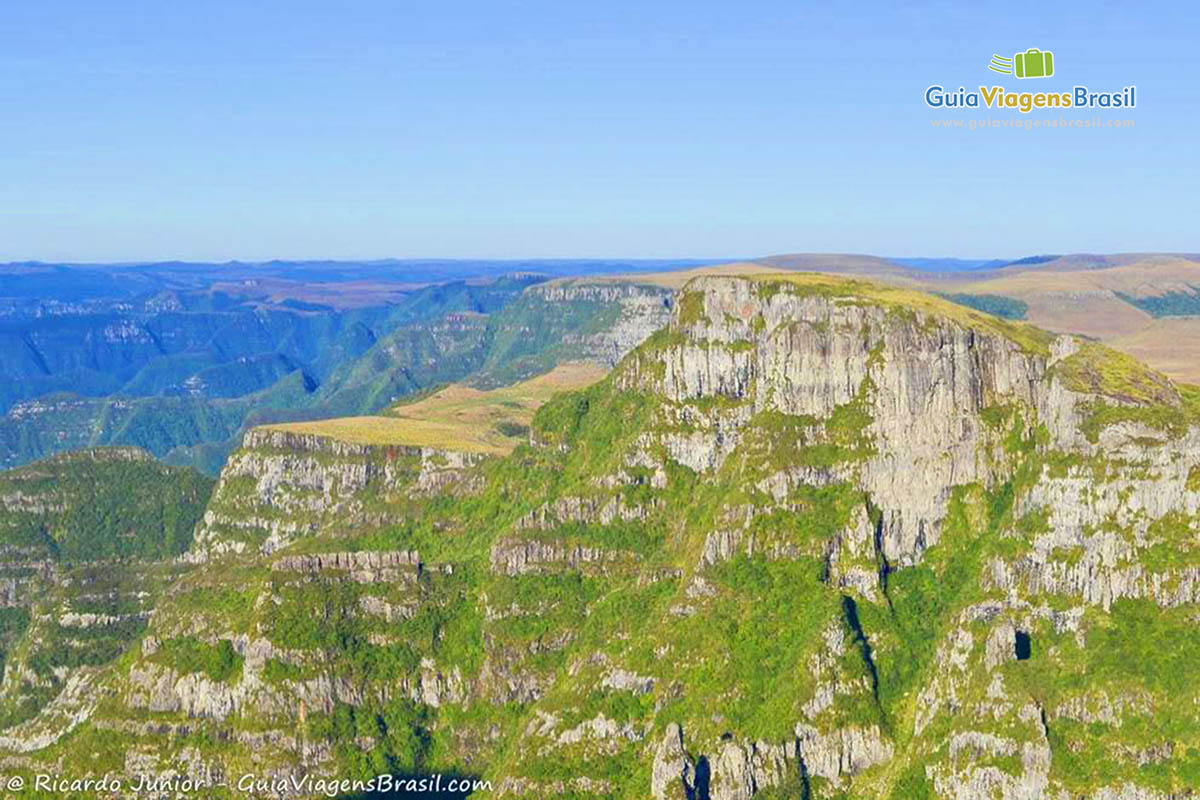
[1,1,1196,261]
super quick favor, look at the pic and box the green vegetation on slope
[1117,287,1200,317]
[751,272,1055,355]
[936,292,1029,320]
[0,275,670,475]
[151,637,243,682]
[0,448,214,561]
[264,362,606,453]
[1051,340,1200,441]
[14,272,1200,799]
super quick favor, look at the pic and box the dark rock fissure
[691,756,711,800]
[798,751,813,800]
[867,499,894,611]
[20,333,51,376]
[841,595,883,712]
[1015,630,1032,660]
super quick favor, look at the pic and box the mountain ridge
[9,252,1200,475]
[0,273,1194,798]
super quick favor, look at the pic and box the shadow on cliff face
[691,756,711,800]
[1015,630,1032,660]
[841,595,881,708]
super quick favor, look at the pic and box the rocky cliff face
[646,275,1059,566]
[191,427,485,560]
[526,280,674,368]
[0,448,209,757]
[5,274,1200,799]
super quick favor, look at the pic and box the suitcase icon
[1014,48,1054,79]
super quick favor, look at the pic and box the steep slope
[263,362,607,454]
[905,254,1200,384]
[0,276,672,475]
[0,278,540,472]
[746,251,1200,385]
[7,274,1200,799]
[0,449,212,742]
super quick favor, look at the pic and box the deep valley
[0,264,1197,798]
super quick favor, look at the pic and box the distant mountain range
[0,258,723,306]
[4,253,1200,475]
[887,257,1011,271]
[0,261,689,473]
[4,271,1199,797]
[748,253,1200,385]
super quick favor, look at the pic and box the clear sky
[1,1,1196,261]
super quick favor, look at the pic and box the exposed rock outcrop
[6,273,1200,800]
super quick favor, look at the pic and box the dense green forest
[936,292,1029,320]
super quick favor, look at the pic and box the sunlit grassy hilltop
[262,361,606,453]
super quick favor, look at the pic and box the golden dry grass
[548,261,773,290]
[1112,318,1200,384]
[721,271,1056,354]
[918,255,1200,381]
[937,256,1200,298]
[263,362,607,453]
[754,253,917,280]
[747,261,1200,382]
[563,256,919,290]
[550,255,1200,383]
[1020,293,1152,341]
[386,361,605,422]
